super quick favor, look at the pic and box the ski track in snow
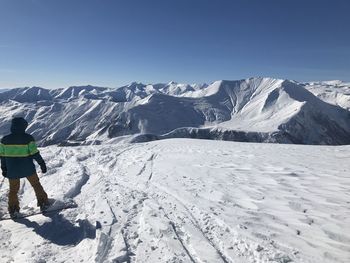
[0,139,349,263]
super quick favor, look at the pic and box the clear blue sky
[0,0,349,88]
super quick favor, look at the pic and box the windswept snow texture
[0,78,350,146]
[0,139,349,263]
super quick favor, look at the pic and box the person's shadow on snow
[14,213,96,246]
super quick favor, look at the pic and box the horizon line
[0,76,349,90]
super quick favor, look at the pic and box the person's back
[0,117,49,216]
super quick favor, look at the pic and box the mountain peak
[0,77,349,145]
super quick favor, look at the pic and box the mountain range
[0,77,349,146]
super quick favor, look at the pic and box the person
[0,117,49,216]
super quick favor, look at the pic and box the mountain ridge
[0,77,349,146]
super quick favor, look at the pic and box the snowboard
[0,198,77,221]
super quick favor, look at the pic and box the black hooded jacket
[0,117,46,179]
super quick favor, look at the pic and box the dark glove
[40,162,47,174]
[2,170,7,177]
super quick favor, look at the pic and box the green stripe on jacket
[0,141,39,157]
[28,141,39,155]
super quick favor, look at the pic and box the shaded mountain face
[0,78,349,146]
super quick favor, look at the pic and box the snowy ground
[0,139,349,263]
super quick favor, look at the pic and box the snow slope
[0,78,350,146]
[0,139,349,262]
[304,81,350,111]
[129,78,350,144]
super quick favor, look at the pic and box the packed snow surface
[0,139,349,263]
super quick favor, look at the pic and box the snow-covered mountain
[0,89,10,93]
[304,80,350,111]
[0,77,349,146]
